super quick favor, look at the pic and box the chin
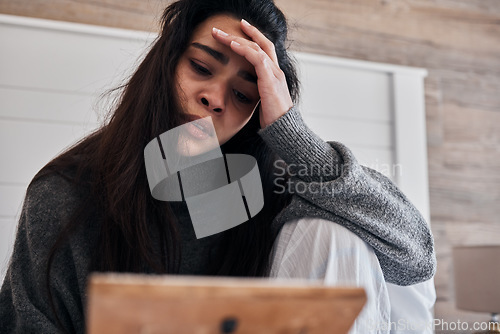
[217,136,230,146]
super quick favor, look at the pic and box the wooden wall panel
[1,0,499,332]
[0,0,169,31]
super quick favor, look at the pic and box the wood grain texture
[0,0,171,31]
[1,0,499,332]
[86,274,366,334]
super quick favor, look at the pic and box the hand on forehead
[193,15,251,43]
[190,13,293,129]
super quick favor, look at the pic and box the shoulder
[21,168,91,244]
[26,170,85,216]
[2,169,94,333]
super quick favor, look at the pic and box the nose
[201,97,223,112]
[199,88,224,113]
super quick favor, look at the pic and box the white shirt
[268,218,436,334]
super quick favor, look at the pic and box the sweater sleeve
[0,174,90,334]
[258,106,437,286]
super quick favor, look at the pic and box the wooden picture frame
[86,273,367,334]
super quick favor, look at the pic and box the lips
[184,115,215,138]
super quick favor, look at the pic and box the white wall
[0,15,155,279]
[0,14,429,282]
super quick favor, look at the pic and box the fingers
[229,39,278,84]
[212,27,259,53]
[240,19,279,65]
[210,22,293,127]
[211,20,279,66]
[211,27,281,78]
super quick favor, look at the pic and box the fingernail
[231,40,240,47]
[241,19,251,27]
[215,28,228,36]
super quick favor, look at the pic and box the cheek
[174,65,193,104]
[231,110,253,133]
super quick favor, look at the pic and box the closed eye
[233,90,252,104]
[189,60,211,76]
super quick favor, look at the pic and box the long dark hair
[35,0,299,331]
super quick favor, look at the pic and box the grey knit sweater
[0,106,436,333]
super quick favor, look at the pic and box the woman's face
[174,14,260,153]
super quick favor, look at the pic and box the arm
[211,19,436,285]
[0,174,90,334]
[258,106,437,286]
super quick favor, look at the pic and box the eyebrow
[191,42,257,85]
[192,42,228,65]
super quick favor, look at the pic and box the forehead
[191,14,250,42]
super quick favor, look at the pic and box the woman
[0,0,436,333]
